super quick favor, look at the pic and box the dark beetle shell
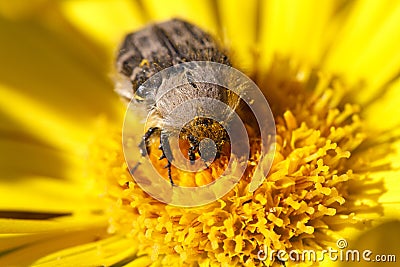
[116,19,230,92]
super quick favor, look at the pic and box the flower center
[88,58,385,266]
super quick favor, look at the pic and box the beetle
[116,19,238,185]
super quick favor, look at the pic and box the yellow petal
[0,138,84,182]
[122,256,153,267]
[323,0,400,104]
[258,0,335,74]
[0,0,50,19]
[363,78,400,131]
[0,15,124,151]
[59,0,145,54]
[142,0,218,36]
[338,220,400,267]
[32,235,138,267]
[0,213,106,234]
[0,175,102,212]
[217,0,258,72]
[0,85,89,153]
[0,217,108,266]
[378,171,400,218]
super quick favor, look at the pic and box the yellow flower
[1,0,400,266]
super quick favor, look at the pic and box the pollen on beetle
[89,57,385,266]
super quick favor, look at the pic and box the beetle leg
[187,134,200,165]
[139,127,160,156]
[188,145,197,165]
[131,127,160,174]
[129,162,141,174]
[160,131,175,186]
[185,71,198,88]
[132,127,175,186]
